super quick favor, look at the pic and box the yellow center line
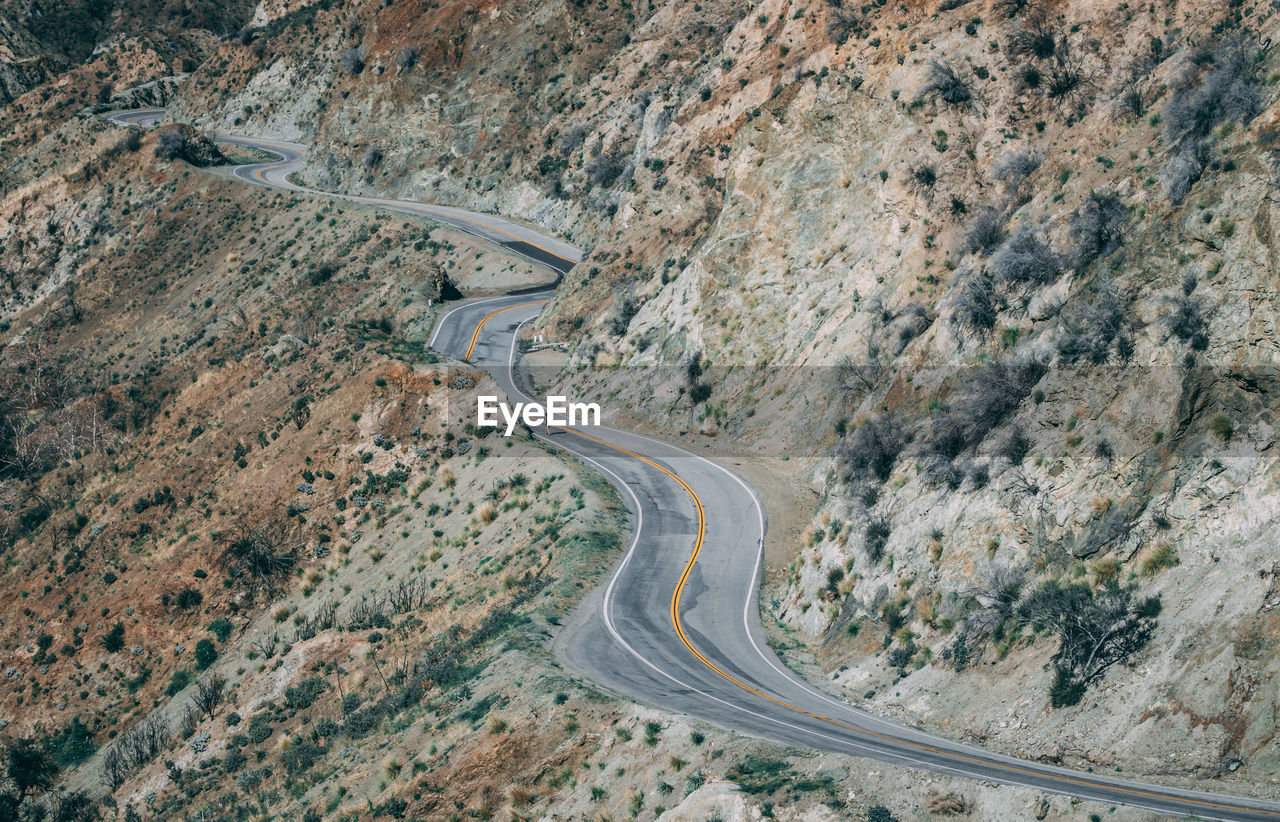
[190,109,1269,817]
[556,427,1277,819]
[464,301,549,361]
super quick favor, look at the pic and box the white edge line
[496,311,1244,822]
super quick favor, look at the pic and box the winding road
[105,109,1280,820]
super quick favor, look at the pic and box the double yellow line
[463,301,549,360]
[212,120,1278,818]
[554,426,1278,819]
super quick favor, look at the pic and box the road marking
[429,292,552,350]
[480,303,1280,820]
[464,301,548,360]
[106,107,1279,820]
[108,111,579,270]
[369,200,579,268]
[235,141,577,266]
[554,427,1280,820]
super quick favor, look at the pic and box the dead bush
[1162,36,1261,149]
[891,302,933,352]
[963,564,1025,636]
[1067,190,1128,268]
[339,47,366,76]
[990,225,1061,292]
[947,269,1002,338]
[1055,282,1131,364]
[918,60,973,106]
[1159,292,1208,347]
[963,207,1007,256]
[827,6,865,45]
[917,357,1045,467]
[1159,145,1206,204]
[837,415,906,483]
[926,791,970,815]
[1006,12,1058,60]
[153,129,188,161]
[221,519,297,595]
[993,150,1042,194]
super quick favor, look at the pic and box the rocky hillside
[0,15,1092,822]
[4,0,1280,819]
[163,0,1280,796]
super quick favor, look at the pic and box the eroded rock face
[158,0,1280,788]
[152,123,227,167]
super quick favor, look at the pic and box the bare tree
[250,632,279,659]
[227,303,249,327]
[386,577,430,613]
[1018,580,1161,706]
[49,790,97,822]
[222,518,297,594]
[834,352,884,401]
[962,564,1024,635]
[101,714,169,788]
[193,674,227,719]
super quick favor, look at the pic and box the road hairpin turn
[103,109,1280,821]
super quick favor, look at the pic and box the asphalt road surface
[103,109,579,275]
[105,109,1280,820]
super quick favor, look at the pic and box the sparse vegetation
[918,60,973,106]
[990,225,1061,292]
[1018,580,1161,707]
[340,47,366,76]
[916,358,1045,478]
[962,207,1007,256]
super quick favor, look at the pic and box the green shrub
[727,756,792,794]
[246,715,273,744]
[281,740,324,774]
[173,587,203,610]
[1018,580,1160,707]
[867,806,896,822]
[46,717,96,767]
[284,677,329,711]
[208,617,234,642]
[101,623,125,653]
[1209,414,1235,442]
[166,667,193,696]
[222,748,247,773]
[194,639,217,670]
